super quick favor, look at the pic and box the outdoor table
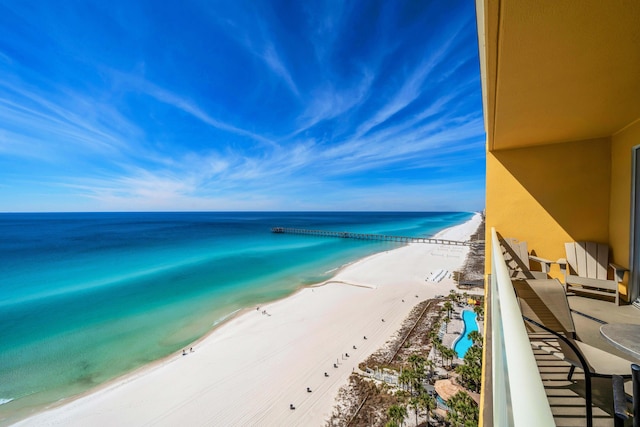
[600,323,640,361]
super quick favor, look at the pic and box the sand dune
[15,213,482,427]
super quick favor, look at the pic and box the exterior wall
[608,119,640,298]
[610,119,640,265]
[485,138,611,279]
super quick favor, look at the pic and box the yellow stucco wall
[610,119,640,266]
[485,137,612,279]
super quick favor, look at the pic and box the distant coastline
[11,212,481,426]
[0,211,474,425]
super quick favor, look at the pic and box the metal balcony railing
[489,227,555,426]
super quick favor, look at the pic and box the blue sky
[0,0,485,212]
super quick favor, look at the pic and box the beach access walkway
[271,227,474,246]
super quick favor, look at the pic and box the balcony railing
[488,227,555,426]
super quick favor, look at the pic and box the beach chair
[524,316,635,427]
[558,242,628,305]
[499,235,553,280]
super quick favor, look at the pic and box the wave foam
[212,309,241,327]
[0,398,14,405]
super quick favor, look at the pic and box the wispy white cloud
[0,79,139,164]
[0,50,13,65]
[0,0,485,212]
[353,14,472,140]
[338,182,484,212]
[52,161,483,212]
[107,70,279,148]
[317,104,483,173]
[207,9,302,100]
[262,42,300,97]
[0,61,483,210]
[302,0,353,67]
[294,69,375,133]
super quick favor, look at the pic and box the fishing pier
[271,227,473,246]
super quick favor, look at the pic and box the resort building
[476,0,640,426]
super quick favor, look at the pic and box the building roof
[477,0,640,151]
[434,378,464,401]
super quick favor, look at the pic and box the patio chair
[513,278,577,338]
[559,242,628,305]
[499,235,554,280]
[524,316,635,427]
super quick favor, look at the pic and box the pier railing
[271,227,473,246]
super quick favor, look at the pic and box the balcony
[484,228,640,427]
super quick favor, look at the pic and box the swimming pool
[453,310,479,358]
[436,395,449,410]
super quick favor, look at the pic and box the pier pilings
[270,227,472,246]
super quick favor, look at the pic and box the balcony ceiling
[481,0,640,151]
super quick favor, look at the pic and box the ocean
[0,211,472,424]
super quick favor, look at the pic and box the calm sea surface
[0,211,472,423]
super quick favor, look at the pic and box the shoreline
[12,212,482,426]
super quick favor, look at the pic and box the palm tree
[443,300,454,319]
[450,347,458,367]
[443,345,452,367]
[446,391,478,426]
[461,345,483,392]
[387,404,408,427]
[473,303,484,320]
[425,359,436,381]
[408,354,425,370]
[431,337,442,365]
[444,347,457,368]
[429,325,440,342]
[418,392,436,425]
[435,343,446,366]
[407,354,426,391]
[467,330,482,346]
[398,369,413,394]
[409,396,421,426]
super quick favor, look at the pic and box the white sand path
[14,213,482,427]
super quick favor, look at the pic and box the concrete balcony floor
[568,296,640,358]
[529,295,640,427]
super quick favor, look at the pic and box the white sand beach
[15,213,482,427]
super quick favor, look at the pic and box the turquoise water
[436,395,449,409]
[0,211,472,424]
[453,309,479,358]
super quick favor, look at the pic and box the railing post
[613,374,628,427]
[633,363,640,427]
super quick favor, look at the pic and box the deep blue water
[454,309,479,358]
[0,211,472,424]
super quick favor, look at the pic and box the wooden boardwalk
[271,227,472,246]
